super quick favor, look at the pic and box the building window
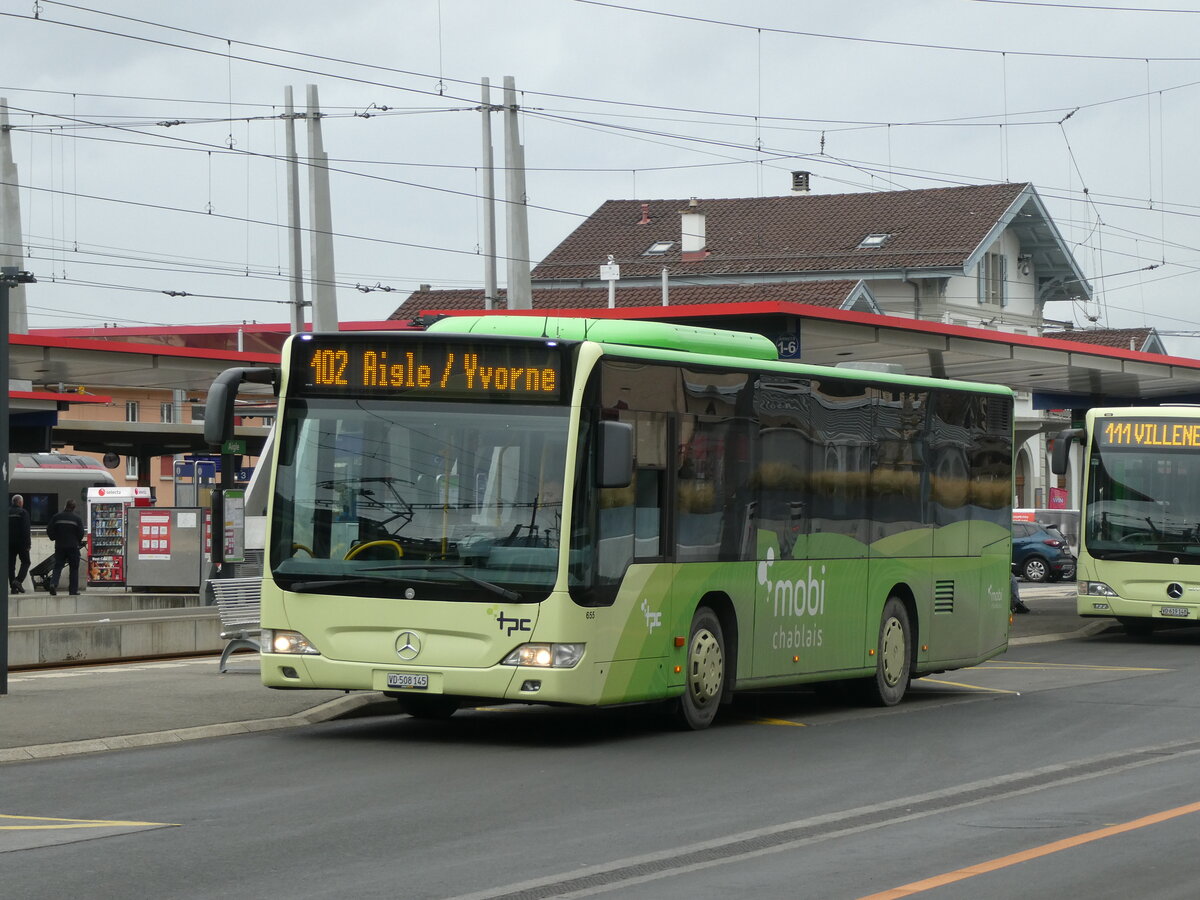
[643,240,675,255]
[978,252,1007,306]
[125,401,140,423]
[125,456,139,479]
[161,402,175,424]
[858,233,892,249]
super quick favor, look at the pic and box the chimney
[680,198,706,257]
[791,171,811,193]
[637,203,650,225]
[419,283,431,292]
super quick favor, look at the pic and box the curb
[1010,619,1110,646]
[0,692,393,764]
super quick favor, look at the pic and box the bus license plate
[1159,607,1190,618]
[386,673,429,689]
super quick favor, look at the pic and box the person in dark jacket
[47,499,86,596]
[8,494,31,593]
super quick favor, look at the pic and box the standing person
[47,498,86,597]
[8,494,31,593]
[1011,572,1029,615]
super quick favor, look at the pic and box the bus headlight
[1081,581,1118,598]
[262,629,321,655]
[501,643,584,668]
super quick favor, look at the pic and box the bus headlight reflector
[501,643,584,668]
[1082,581,1118,598]
[263,629,321,655]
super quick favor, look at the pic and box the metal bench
[210,576,263,673]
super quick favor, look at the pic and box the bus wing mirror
[598,421,633,489]
[204,367,278,448]
[1051,427,1085,475]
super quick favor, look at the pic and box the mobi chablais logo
[758,547,825,650]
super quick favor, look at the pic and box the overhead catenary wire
[5,1,1199,336]
[571,0,1200,62]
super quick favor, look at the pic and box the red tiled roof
[390,281,863,320]
[1042,327,1155,351]
[531,182,1031,280]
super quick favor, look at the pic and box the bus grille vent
[934,581,955,614]
[987,397,1013,433]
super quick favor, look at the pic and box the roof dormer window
[643,240,675,256]
[858,233,892,249]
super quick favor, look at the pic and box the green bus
[1054,406,1200,635]
[206,316,1014,729]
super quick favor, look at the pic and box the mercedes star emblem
[1167,583,1184,600]
[395,631,422,660]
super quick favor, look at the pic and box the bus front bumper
[1077,583,1200,624]
[261,652,617,707]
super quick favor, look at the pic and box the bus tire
[673,607,725,731]
[396,694,459,720]
[862,597,911,707]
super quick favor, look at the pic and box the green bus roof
[424,315,1012,397]
[426,315,780,361]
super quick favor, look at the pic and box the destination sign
[1096,418,1200,450]
[292,338,565,402]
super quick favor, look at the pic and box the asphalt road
[5,589,1200,899]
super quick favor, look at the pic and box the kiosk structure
[86,486,152,586]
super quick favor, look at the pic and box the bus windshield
[270,398,571,598]
[1085,441,1200,560]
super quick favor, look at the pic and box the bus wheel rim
[880,617,906,687]
[689,629,723,703]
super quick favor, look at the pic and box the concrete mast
[502,76,531,310]
[283,87,306,334]
[306,84,339,332]
[480,78,498,311]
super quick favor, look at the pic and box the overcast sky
[3,0,1200,340]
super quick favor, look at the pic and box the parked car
[1012,521,1076,582]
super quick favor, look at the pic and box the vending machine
[86,486,153,586]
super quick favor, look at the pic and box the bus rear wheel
[861,597,911,707]
[673,607,725,730]
[395,694,459,719]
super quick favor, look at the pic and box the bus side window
[676,415,724,562]
[597,485,634,583]
[634,412,667,559]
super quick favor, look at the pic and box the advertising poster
[137,512,173,561]
[223,489,245,564]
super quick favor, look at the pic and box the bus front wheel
[673,607,725,730]
[862,597,911,707]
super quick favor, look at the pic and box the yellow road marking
[916,677,1020,694]
[857,799,1200,899]
[0,813,176,830]
[750,717,808,727]
[975,661,1168,672]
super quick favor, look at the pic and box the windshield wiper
[288,566,521,601]
[288,575,404,593]
[444,569,521,601]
